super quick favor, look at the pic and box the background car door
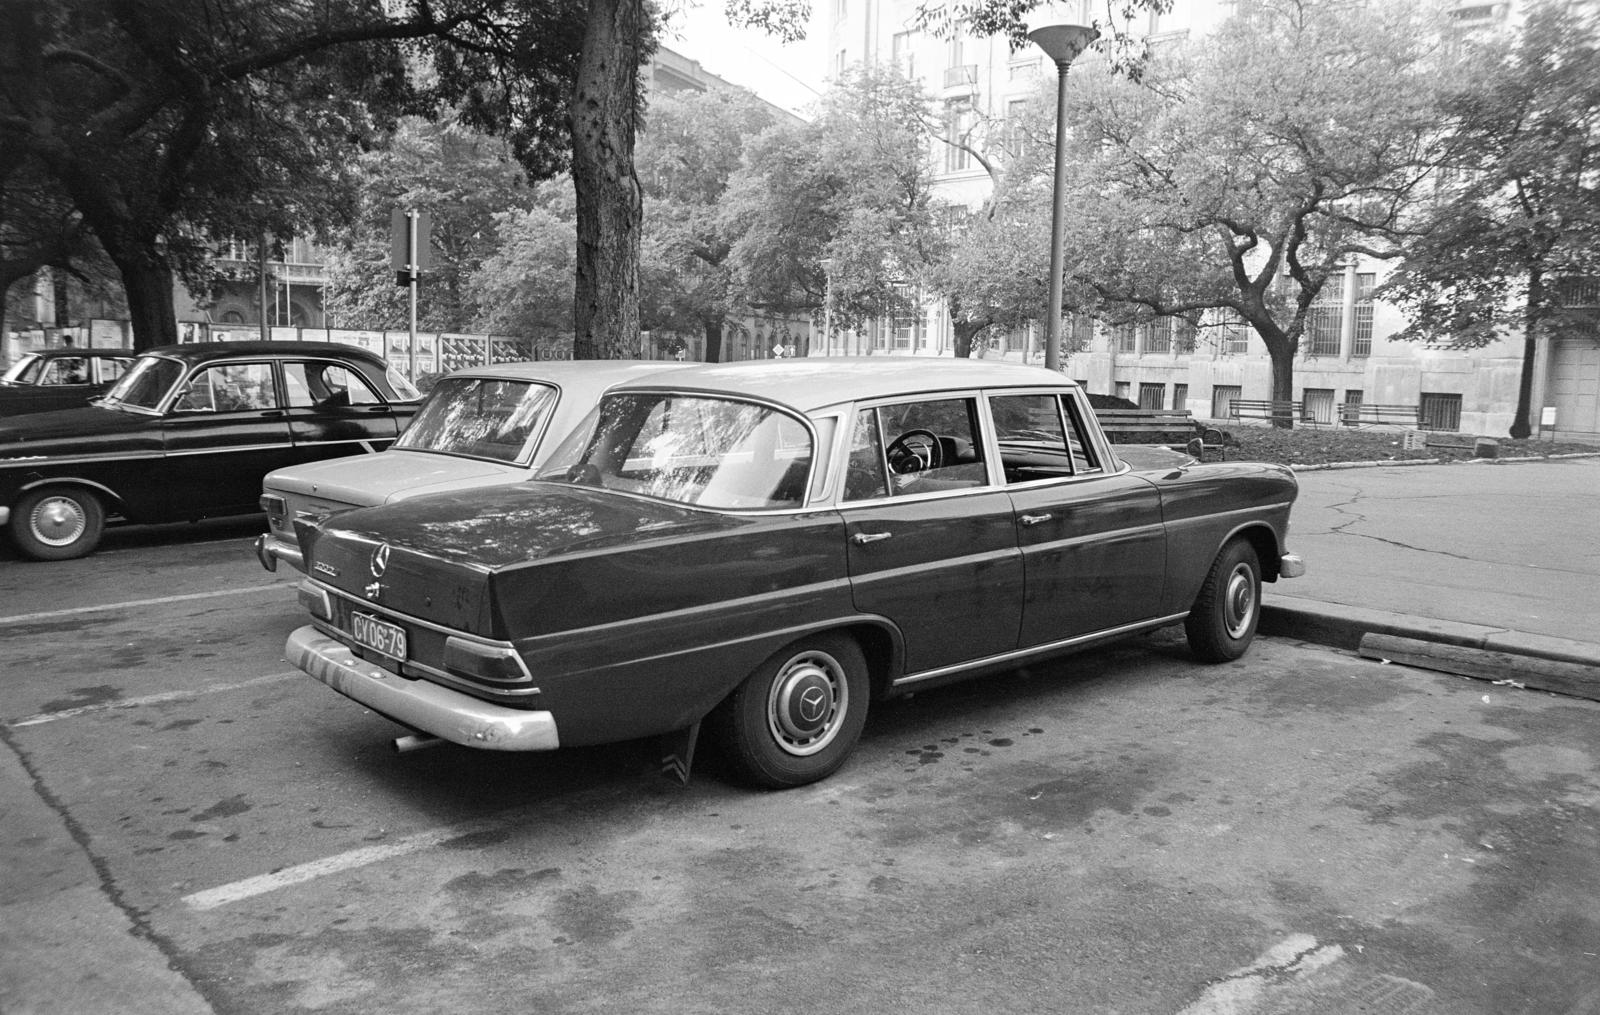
[990,391,1168,646]
[159,360,296,516]
[280,358,403,463]
[840,398,1024,677]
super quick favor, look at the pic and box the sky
[657,3,828,118]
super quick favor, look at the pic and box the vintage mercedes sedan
[0,341,421,560]
[284,359,1304,788]
[255,360,681,574]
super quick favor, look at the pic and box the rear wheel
[1184,539,1261,662]
[711,633,869,789]
[11,487,106,561]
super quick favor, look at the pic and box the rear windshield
[538,392,813,510]
[395,377,558,463]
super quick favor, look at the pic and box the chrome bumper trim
[0,506,9,526]
[1278,553,1306,579]
[285,626,559,752]
[256,533,304,573]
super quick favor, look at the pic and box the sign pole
[407,210,418,379]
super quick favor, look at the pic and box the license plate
[351,612,407,662]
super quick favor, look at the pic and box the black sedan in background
[0,349,137,417]
[0,341,422,560]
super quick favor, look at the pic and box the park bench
[1339,402,1422,428]
[1095,408,1228,461]
[1228,399,1324,428]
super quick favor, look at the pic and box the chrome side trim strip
[891,612,1189,689]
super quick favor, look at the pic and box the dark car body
[0,341,422,560]
[0,350,137,417]
[284,358,1304,788]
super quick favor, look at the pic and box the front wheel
[11,486,107,561]
[710,633,869,789]
[1184,539,1261,663]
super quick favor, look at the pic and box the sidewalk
[1261,454,1600,696]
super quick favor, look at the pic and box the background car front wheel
[1184,538,1261,663]
[711,633,870,789]
[12,487,106,561]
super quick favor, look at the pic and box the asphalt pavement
[3,451,1598,1015]
[1262,452,1600,695]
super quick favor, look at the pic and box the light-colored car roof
[444,359,683,384]
[609,357,1079,414]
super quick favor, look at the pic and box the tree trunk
[570,0,642,360]
[702,317,723,363]
[102,248,180,352]
[952,319,984,358]
[1509,269,1541,439]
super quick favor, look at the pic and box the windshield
[2,355,41,384]
[99,355,185,412]
[538,392,813,510]
[394,377,558,463]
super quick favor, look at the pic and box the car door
[990,389,1168,646]
[280,358,404,464]
[158,359,296,516]
[839,395,1024,677]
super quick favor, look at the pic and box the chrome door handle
[1019,513,1053,526]
[851,531,893,545]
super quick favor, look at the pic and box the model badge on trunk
[313,561,339,578]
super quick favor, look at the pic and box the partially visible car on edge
[0,341,421,561]
[1,349,137,417]
[282,358,1305,789]
[255,359,685,574]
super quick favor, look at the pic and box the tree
[726,65,945,347]
[1,0,583,351]
[1037,0,1447,423]
[1379,2,1600,438]
[466,181,579,347]
[634,88,779,362]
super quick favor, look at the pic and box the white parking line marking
[9,671,303,728]
[182,815,510,911]
[0,584,295,628]
[1177,934,1345,1015]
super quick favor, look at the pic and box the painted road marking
[183,815,512,911]
[0,584,294,628]
[9,671,303,728]
[1177,934,1345,1015]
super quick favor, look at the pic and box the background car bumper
[285,625,560,752]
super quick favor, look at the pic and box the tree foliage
[1379,1,1600,436]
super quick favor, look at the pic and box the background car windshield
[99,356,184,411]
[2,355,42,383]
[395,377,557,463]
[542,393,812,509]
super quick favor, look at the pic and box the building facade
[817,0,1600,439]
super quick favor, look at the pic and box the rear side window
[283,361,383,408]
[989,392,1101,483]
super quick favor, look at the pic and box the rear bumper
[285,625,560,752]
[255,532,303,573]
[1278,553,1306,579]
[0,506,8,526]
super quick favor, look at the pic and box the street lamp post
[1029,21,1098,373]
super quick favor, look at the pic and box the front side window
[172,362,278,413]
[540,393,813,510]
[101,356,185,412]
[395,377,558,463]
[845,396,987,500]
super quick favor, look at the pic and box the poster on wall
[328,329,382,354]
[89,320,131,349]
[270,326,298,342]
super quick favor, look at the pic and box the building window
[1353,272,1375,356]
[1303,388,1336,426]
[1343,389,1364,423]
[1113,323,1137,353]
[1008,58,1042,81]
[1175,319,1196,354]
[1005,98,1029,158]
[1211,385,1242,419]
[1067,314,1094,353]
[891,31,916,79]
[1146,317,1173,355]
[1139,383,1166,409]
[944,106,973,172]
[834,49,847,78]
[1212,309,1250,355]
[1420,392,1463,431]
[1114,381,1131,400]
[1308,274,1343,356]
[1173,383,1189,412]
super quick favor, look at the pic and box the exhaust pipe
[393,733,444,754]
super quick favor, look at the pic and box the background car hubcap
[1223,563,1256,639]
[768,651,845,757]
[31,496,87,547]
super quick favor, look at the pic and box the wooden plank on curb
[1358,633,1600,703]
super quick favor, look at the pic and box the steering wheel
[886,429,943,475]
